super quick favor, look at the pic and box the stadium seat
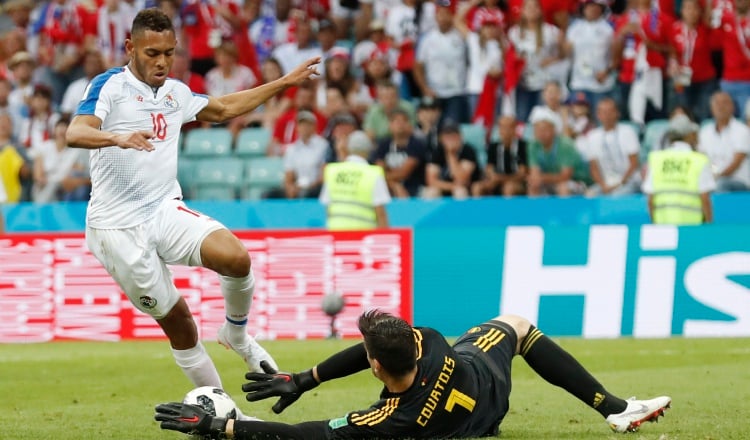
[190,157,244,200]
[193,186,237,201]
[334,39,354,52]
[460,123,488,168]
[235,127,271,158]
[195,158,244,186]
[183,127,233,157]
[522,123,534,141]
[242,157,284,200]
[177,158,195,198]
[642,119,669,159]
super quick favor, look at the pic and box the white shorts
[86,199,224,319]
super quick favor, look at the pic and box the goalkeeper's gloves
[155,402,227,439]
[242,360,319,414]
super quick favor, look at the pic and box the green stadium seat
[183,127,233,157]
[177,158,195,198]
[235,127,271,158]
[641,119,669,160]
[242,157,284,200]
[460,123,488,168]
[194,158,244,187]
[193,186,237,201]
[189,158,244,200]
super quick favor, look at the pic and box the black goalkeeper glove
[242,360,319,414]
[154,402,228,439]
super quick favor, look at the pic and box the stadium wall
[1,194,749,340]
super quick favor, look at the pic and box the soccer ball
[182,387,239,439]
[183,386,239,419]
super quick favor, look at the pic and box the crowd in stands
[0,0,749,206]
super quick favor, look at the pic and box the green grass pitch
[1,337,748,439]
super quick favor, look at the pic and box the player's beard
[131,55,168,88]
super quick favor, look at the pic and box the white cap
[667,114,699,136]
[347,130,373,154]
[529,107,563,133]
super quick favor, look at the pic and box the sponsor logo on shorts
[139,296,157,309]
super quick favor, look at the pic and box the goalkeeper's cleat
[217,323,279,374]
[605,396,671,433]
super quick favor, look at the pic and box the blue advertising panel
[413,225,750,337]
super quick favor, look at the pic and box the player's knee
[492,314,532,341]
[224,251,251,278]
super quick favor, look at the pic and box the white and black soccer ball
[183,386,239,418]
[182,387,239,439]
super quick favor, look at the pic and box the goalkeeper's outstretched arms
[154,402,331,440]
[243,343,370,414]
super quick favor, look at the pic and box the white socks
[172,342,222,388]
[220,270,255,344]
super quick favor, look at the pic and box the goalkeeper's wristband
[293,369,319,392]
[208,417,229,439]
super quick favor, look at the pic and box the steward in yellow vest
[319,131,391,230]
[642,115,715,225]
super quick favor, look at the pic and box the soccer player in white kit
[66,8,320,389]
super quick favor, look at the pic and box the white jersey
[76,66,209,229]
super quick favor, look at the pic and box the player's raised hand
[242,361,318,414]
[155,402,227,439]
[114,131,155,151]
[283,57,321,86]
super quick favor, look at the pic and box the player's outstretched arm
[196,57,321,123]
[243,343,370,414]
[67,115,155,151]
[155,402,331,440]
[243,361,319,414]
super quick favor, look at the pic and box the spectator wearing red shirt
[181,0,260,78]
[612,0,674,123]
[271,82,328,156]
[169,47,208,134]
[715,0,750,118]
[668,0,717,121]
[507,0,578,29]
[31,0,86,106]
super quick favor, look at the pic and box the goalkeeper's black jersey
[327,326,511,439]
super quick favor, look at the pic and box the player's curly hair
[131,8,174,37]
[358,310,417,378]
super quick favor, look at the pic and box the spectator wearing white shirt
[271,17,323,74]
[385,0,437,99]
[413,1,470,125]
[60,51,106,118]
[508,0,566,122]
[97,0,137,68]
[205,41,258,139]
[583,98,641,196]
[563,0,615,112]
[281,110,330,199]
[455,0,504,117]
[698,91,750,191]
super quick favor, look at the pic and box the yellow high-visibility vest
[648,148,708,225]
[324,161,383,230]
[0,145,25,203]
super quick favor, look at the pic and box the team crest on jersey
[136,95,144,102]
[165,94,177,108]
[139,296,157,309]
